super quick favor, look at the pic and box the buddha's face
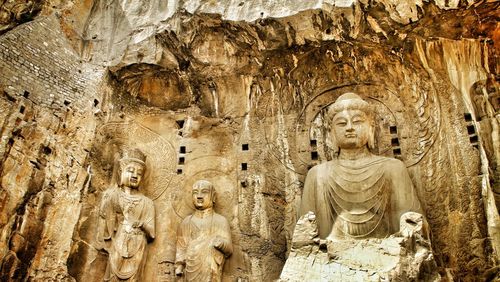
[120,162,145,189]
[332,109,372,149]
[192,184,214,210]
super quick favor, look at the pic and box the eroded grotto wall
[0,13,106,281]
[0,0,499,281]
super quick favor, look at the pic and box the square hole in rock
[311,151,318,160]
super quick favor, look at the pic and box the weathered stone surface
[280,211,439,281]
[280,236,439,282]
[0,0,498,281]
[175,180,233,281]
[280,92,439,281]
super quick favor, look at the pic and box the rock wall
[0,0,498,281]
[0,13,105,281]
[0,15,103,108]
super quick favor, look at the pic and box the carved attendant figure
[98,148,155,281]
[175,180,233,282]
[300,93,425,240]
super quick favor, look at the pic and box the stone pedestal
[279,213,440,281]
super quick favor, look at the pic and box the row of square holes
[176,119,251,173]
[241,144,249,170]
[177,120,186,174]
[175,117,479,172]
[390,126,402,157]
[176,143,250,174]
[174,113,479,175]
[464,113,479,148]
[177,145,186,174]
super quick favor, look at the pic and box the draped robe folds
[98,188,155,281]
[176,211,233,282]
[299,155,423,239]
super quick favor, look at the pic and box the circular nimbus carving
[172,156,236,220]
[299,84,439,167]
[97,121,177,200]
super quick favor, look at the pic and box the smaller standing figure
[98,148,155,281]
[175,180,233,282]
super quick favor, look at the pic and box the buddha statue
[299,93,425,240]
[175,180,233,282]
[97,148,155,281]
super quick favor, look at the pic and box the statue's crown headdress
[120,148,146,165]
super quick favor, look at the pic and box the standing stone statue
[97,148,155,281]
[299,92,425,240]
[280,93,438,281]
[175,180,233,282]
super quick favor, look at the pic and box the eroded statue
[280,93,438,281]
[97,148,155,281]
[175,180,233,282]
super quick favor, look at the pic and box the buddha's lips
[345,134,357,138]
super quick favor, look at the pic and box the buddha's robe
[99,188,155,281]
[176,212,233,282]
[299,155,423,239]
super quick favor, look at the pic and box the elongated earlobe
[368,125,375,150]
[211,189,217,206]
[331,132,340,156]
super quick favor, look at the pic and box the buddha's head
[329,93,375,152]
[192,180,216,210]
[119,148,147,189]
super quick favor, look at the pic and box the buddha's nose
[346,121,354,130]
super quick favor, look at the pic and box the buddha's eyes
[192,189,210,194]
[126,167,142,174]
[334,119,366,127]
[335,119,347,126]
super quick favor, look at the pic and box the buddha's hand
[400,212,424,238]
[131,221,143,229]
[212,236,225,251]
[175,264,184,276]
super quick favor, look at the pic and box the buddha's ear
[368,124,376,150]
[211,188,217,205]
[330,132,340,156]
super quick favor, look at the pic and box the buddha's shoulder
[306,162,330,176]
[306,155,407,173]
[213,212,230,223]
[375,156,407,172]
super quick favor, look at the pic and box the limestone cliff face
[0,0,498,281]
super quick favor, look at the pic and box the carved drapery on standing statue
[97,148,156,281]
[280,93,438,281]
[175,180,233,282]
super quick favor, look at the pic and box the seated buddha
[299,92,425,240]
